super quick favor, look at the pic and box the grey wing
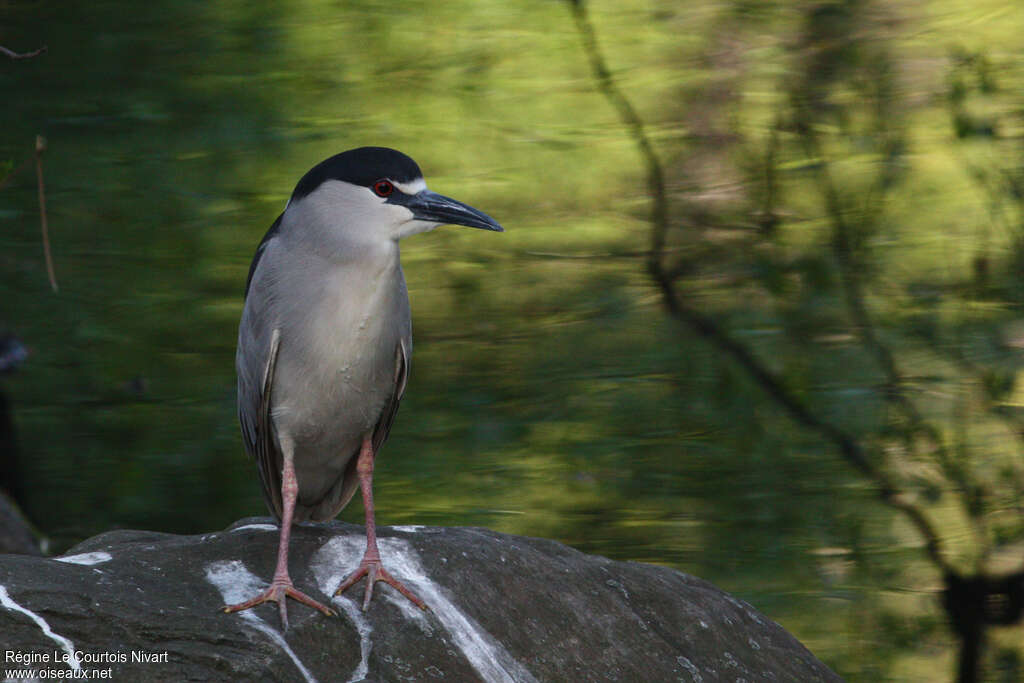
[373,337,410,454]
[238,219,286,519]
[238,326,285,520]
[245,213,282,298]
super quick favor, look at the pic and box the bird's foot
[223,577,335,630]
[335,556,427,612]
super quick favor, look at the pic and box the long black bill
[406,190,504,232]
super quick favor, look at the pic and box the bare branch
[0,138,59,292]
[567,0,953,574]
[793,106,989,553]
[35,136,58,293]
[0,45,47,60]
[567,1,670,282]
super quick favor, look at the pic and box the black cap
[291,147,423,201]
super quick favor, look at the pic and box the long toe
[376,566,427,611]
[223,579,335,630]
[283,584,336,616]
[222,585,282,614]
[334,564,369,598]
[335,559,427,612]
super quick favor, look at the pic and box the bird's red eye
[372,179,394,197]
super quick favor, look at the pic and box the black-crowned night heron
[223,147,503,627]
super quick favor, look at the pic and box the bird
[222,147,503,628]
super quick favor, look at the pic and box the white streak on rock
[312,534,537,683]
[379,537,538,683]
[0,585,81,670]
[310,534,362,598]
[390,525,425,533]
[334,597,374,683]
[54,551,112,566]
[230,524,279,533]
[205,560,317,683]
[310,535,373,683]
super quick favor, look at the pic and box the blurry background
[3,1,1024,680]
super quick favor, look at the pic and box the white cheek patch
[393,220,439,240]
[393,178,427,195]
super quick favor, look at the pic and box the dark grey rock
[0,519,841,682]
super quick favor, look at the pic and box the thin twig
[567,0,670,282]
[0,45,47,60]
[793,105,988,552]
[567,0,953,574]
[35,136,58,293]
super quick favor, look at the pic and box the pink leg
[223,453,335,629]
[334,435,427,611]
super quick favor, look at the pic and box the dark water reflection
[4,1,1024,680]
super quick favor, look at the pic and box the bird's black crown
[291,147,423,201]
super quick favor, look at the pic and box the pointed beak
[406,190,504,232]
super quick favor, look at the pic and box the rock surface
[0,518,840,682]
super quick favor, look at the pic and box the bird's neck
[282,209,400,269]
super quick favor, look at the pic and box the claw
[335,557,427,612]
[223,578,335,629]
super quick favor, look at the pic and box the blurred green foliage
[3,0,1024,680]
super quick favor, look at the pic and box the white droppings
[391,525,426,533]
[205,561,318,683]
[310,534,363,599]
[54,551,112,566]
[312,534,537,683]
[230,524,279,533]
[310,535,373,683]
[0,585,81,670]
[311,536,430,632]
[335,598,374,683]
